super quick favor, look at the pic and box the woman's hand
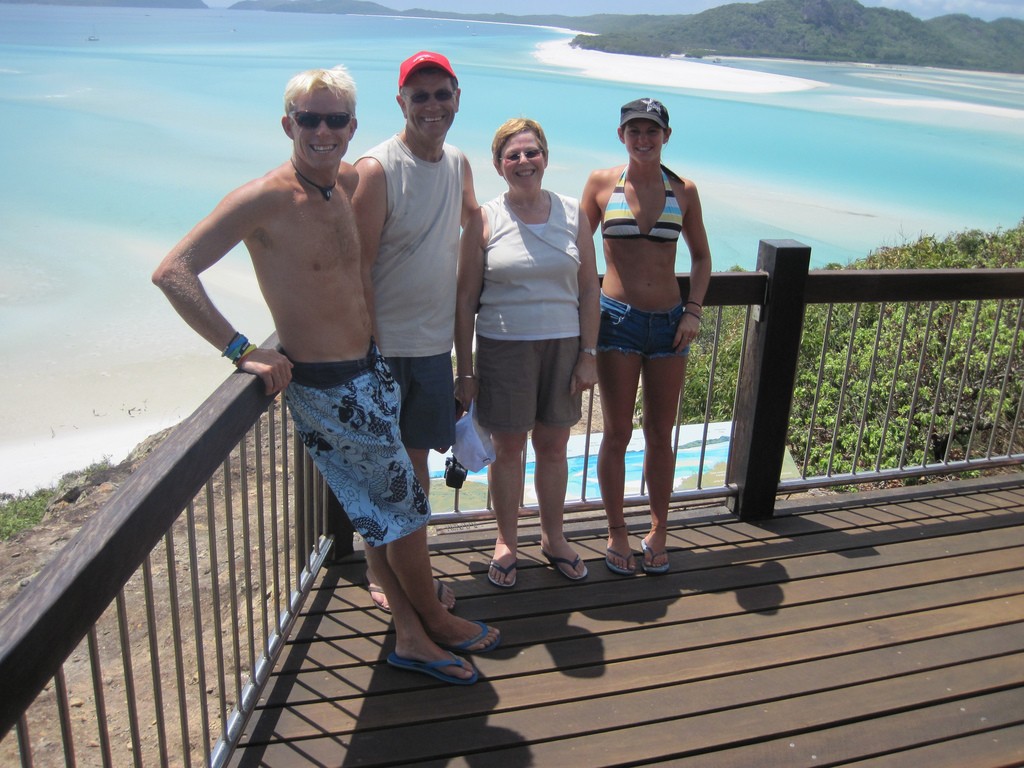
[455,375,479,410]
[673,310,702,352]
[570,354,598,396]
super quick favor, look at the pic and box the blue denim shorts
[598,293,689,359]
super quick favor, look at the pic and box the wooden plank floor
[230,474,1024,767]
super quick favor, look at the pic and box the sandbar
[533,39,824,94]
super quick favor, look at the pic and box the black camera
[444,455,468,489]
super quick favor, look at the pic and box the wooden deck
[230,474,1024,767]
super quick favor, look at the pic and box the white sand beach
[533,39,824,94]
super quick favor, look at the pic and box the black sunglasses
[406,88,455,105]
[290,111,352,130]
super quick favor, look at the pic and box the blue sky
[395,0,1024,21]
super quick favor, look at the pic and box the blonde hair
[284,66,356,114]
[491,117,548,161]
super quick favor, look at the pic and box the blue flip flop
[605,547,636,576]
[386,651,478,685]
[641,538,670,575]
[487,558,517,588]
[542,550,589,581]
[440,620,501,654]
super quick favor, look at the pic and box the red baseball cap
[399,51,456,87]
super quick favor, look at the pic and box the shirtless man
[152,66,498,685]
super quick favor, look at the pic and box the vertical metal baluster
[696,305,724,490]
[86,626,113,767]
[114,592,143,767]
[965,299,1004,459]
[163,529,193,768]
[578,390,596,502]
[141,555,170,767]
[827,302,861,477]
[239,435,257,686]
[946,301,984,463]
[184,501,212,764]
[923,301,961,468]
[254,415,271,656]
[266,403,282,630]
[53,666,75,767]
[851,302,887,474]
[724,305,753,488]
[282,405,294,608]
[899,301,936,468]
[875,302,911,472]
[205,477,228,745]
[220,454,243,714]
[268,402,283,632]
[16,716,32,768]
[993,300,1024,456]
[803,303,835,478]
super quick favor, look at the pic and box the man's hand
[238,348,293,395]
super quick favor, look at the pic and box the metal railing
[2,241,1023,766]
[0,354,339,767]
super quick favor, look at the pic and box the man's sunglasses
[290,111,352,130]
[406,88,455,105]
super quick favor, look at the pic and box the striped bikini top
[601,165,682,243]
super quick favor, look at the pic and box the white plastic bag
[452,401,494,472]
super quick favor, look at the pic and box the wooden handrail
[0,344,277,740]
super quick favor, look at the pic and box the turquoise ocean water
[1,5,1022,492]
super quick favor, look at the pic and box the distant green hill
[568,0,1024,74]
[3,0,1022,74]
[226,0,1024,75]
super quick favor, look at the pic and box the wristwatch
[580,347,597,357]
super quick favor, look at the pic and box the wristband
[686,300,703,308]
[580,347,597,357]
[234,343,258,366]
[223,333,252,364]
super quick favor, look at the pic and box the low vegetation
[683,220,1024,480]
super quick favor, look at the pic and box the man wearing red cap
[353,51,478,612]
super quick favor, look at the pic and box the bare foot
[430,615,501,654]
[368,577,455,613]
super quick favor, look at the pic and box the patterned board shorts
[284,346,430,547]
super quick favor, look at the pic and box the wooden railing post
[727,240,811,520]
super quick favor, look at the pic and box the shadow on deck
[231,474,1024,767]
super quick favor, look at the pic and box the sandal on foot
[605,547,636,576]
[369,578,453,613]
[487,558,518,589]
[386,652,478,685]
[542,550,589,581]
[439,619,501,654]
[640,538,670,575]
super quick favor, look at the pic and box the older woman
[581,98,712,576]
[455,118,600,588]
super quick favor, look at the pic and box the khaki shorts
[476,336,582,432]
